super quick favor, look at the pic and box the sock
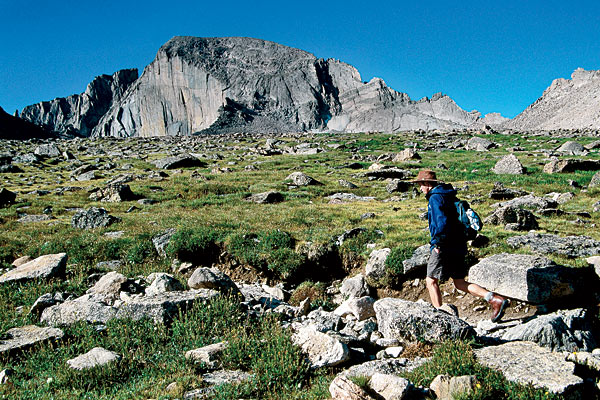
[484,292,494,302]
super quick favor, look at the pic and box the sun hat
[412,169,440,184]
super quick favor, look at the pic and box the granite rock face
[374,298,474,343]
[88,37,485,137]
[506,68,600,130]
[468,253,584,304]
[20,69,138,137]
[474,341,584,396]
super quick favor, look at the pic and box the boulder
[29,293,64,318]
[0,325,64,356]
[369,373,412,400]
[34,143,61,158]
[115,289,219,324]
[86,271,128,305]
[0,188,16,207]
[430,375,478,400]
[364,168,412,180]
[292,326,350,368]
[374,298,474,344]
[67,347,121,370]
[589,171,600,187]
[492,194,557,211]
[327,193,376,203]
[11,255,33,267]
[385,179,410,193]
[365,248,390,282]
[341,358,429,378]
[566,351,600,373]
[152,228,176,257]
[491,154,525,174]
[488,183,528,200]
[185,341,228,369]
[338,179,358,189]
[245,191,284,204]
[340,274,370,299]
[0,253,67,284]
[506,232,600,258]
[307,308,344,332]
[285,171,321,186]
[501,308,596,352]
[401,244,430,275]
[329,375,373,400]
[41,295,118,326]
[392,148,421,162]
[89,184,137,202]
[465,137,495,151]
[145,273,184,296]
[543,159,600,173]
[474,341,583,397]
[151,154,206,169]
[334,296,376,321]
[71,207,120,229]
[557,141,587,155]
[187,267,241,296]
[483,206,538,231]
[468,253,584,304]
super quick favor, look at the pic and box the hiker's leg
[426,277,443,308]
[453,278,489,299]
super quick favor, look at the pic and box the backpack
[454,199,482,240]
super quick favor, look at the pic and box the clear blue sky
[2,0,600,119]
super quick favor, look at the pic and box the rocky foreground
[1,131,600,398]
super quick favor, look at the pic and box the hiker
[413,169,508,322]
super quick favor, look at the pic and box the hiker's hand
[434,247,440,254]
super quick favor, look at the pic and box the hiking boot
[489,294,509,322]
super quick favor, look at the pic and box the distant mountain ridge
[505,68,600,131]
[18,36,492,137]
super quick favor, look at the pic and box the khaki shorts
[426,247,467,281]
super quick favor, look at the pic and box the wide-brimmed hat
[412,169,440,184]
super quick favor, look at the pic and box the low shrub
[289,281,333,310]
[125,234,155,265]
[165,227,220,263]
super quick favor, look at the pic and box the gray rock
[392,148,421,162]
[328,375,373,400]
[145,273,184,296]
[474,341,584,396]
[89,184,137,202]
[492,194,557,211]
[334,296,376,321]
[589,171,600,187]
[0,253,67,284]
[491,154,525,174]
[187,267,240,296]
[21,69,138,137]
[365,248,390,282]
[566,351,600,373]
[341,358,429,378]
[543,158,600,173]
[75,170,100,181]
[292,325,350,368]
[41,294,118,326]
[385,179,410,193]
[340,274,369,299]
[374,298,474,344]
[307,308,344,332]
[115,289,219,324]
[401,244,430,274]
[501,308,596,352]
[430,375,478,400]
[488,183,528,200]
[505,68,600,131]
[151,154,206,169]
[0,188,16,207]
[67,347,121,370]
[338,179,358,189]
[152,228,176,258]
[327,193,376,203]
[29,293,62,318]
[468,253,582,304]
[285,171,321,186]
[245,191,284,204]
[557,141,587,155]
[33,143,61,157]
[71,207,120,229]
[185,341,228,369]
[0,325,64,356]
[465,136,495,151]
[11,255,33,267]
[17,214,54,224]
[370,373,412,400]
[483,206,538,231]
[86,271,128,305]
[507,232,600,258]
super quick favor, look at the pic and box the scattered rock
[67,347,121,370]
[285,171,322,186]
[11,255,33,267]
[145,273,184,296]
[41,294,118,326]
[370,373,412,400]
[543,159,600,173]
[185,341,228,369]
[292,325,350,368]
[491,154,525,174]
[245,191,284,204]
[430,374,478,400]
[0,325,64,356]
[483,206,538,231]
[34,143,61,158]
[327,193,376,203]
[86,271,128,305]
[506,232,600,258]
[401,244,430,275]
[0,253,67,284]
[466,137,496,151]
[89,184,137,202]
[589,171,600,187]
[374,298,474,344]
[340,274,370,299]
[557,141,587,155]
[187,267,241,296]
[152,228,176,258]
[329,375,373,400]
[334,297,376,321]
[339,179,358,189]
[152,154,206,169]
[392,148,421,162]
[71,207,120,229]
[385,179,410,193]
[474,341,583,396]
[492,194,557,211]
[365,248,390,282]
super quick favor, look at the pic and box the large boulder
[340,274,370,299]
[543,159,600,173]
[329,375,373,400]
[474,341,583,397]
[86,271,128,305]
[465,137,495,151]
[501,308,596,352]
[41,295,118,326]
[71,207,120,229]
[151,154,206,169]
[373,298,474,343]
[0,188,16,207]
[401,245,430,275]
[285,172,322,186]
[0,253,67,284]
[492,194,557,211]
[115,289,219,324]
[245,191,284,204]
[334,296,376,321]
[370,373,412,400]
[468,253,586,304]
[67,347,121,370]
[152,228,176,258]
[0,325,64,356]
[187,267,241,296]
[89,184,137,202]
[483,206,538,231]
[506,233,600,258]
[556,141,587,156]
[292,325,350,368]
[34,143,61,158]
[365,248,390,282]
[491,154,525,174]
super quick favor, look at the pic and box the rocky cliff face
[92,36,483,137]
[505,68,600,130]
[20,69,138,137]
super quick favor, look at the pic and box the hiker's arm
[429,194,449,247]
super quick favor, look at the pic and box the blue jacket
[426,184,467,251]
